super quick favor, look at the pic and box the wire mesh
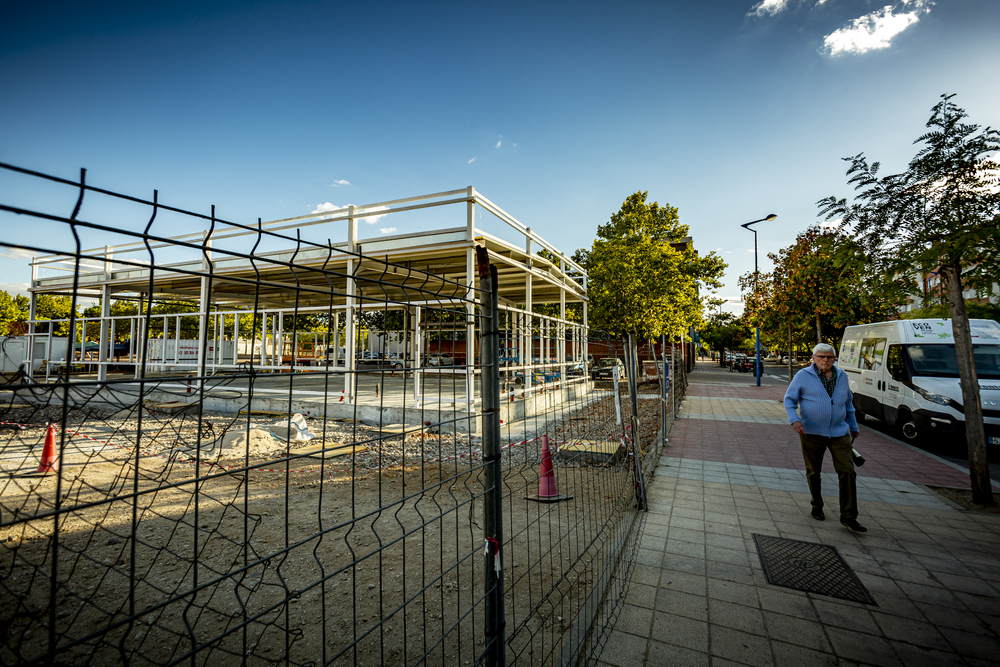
[0,163,653,667]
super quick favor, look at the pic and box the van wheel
[898,411,920,441]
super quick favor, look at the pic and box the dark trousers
[799,433,858,521]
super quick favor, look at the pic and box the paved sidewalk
[602,361,1000,667]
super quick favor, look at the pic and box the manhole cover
[753,534,876,605]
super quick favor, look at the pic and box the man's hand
[851,431,859,441]
[791,421,805,435]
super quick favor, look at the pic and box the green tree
[0,290,23,335]
[742,227,911,350]
[819,94,1000,505]
[699,312,750,358]
[587,192,726,339]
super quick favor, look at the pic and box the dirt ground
[0,387,664,666]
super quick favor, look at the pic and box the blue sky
[2,0,998,312]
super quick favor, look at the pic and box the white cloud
[358,205,389,225]
[312,202,344,214]
[819,217,844,229]
[311,202,387,224]
[748,0,791,18]
[330,179,350,187]
[822,1,931,56]
[379,227,397,234]
[0,247,36,260]
[495,141,501,149]
[0,282,29,296]
[468,157,477,164]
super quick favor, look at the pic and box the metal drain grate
[753,534,876,605]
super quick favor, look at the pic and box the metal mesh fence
[0,163,664,667]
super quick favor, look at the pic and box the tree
[587,192,726,339]
[0,290,23,335]
[742,227,912,350]
[819,94,1000,505]
[699,312,750,358]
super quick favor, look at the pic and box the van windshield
[906,344,1000,379]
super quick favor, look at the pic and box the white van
[839,319,1000,443]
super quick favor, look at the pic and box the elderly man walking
[784,343,865,533]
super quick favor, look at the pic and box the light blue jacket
[783,364,859,438]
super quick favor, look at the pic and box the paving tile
[650,611,708,651]
[706,561,755,584]
[709,625,773,667]
[888,641,966,667]
[631,564,662,587]
[655,588,709,621]
[913,601,988,634]
[825,626,901,666]
[707,579,758,607]
[660,570,708,597]
[615,603,654,637]
[770,640,837,667]
[938,626,1000,661]
[705,546,750,567]
[664,538,705,559]
[871,612,950,651]
[811,599,879,634]
[932,572,997,596]
[762,610,830,653]
[867,593,924,621]
[895,580,964,609]
[645,641,709,667]
[756,587,818,621]
[597,629,648,666]
[626,582,657,609]
[709,598,766,635]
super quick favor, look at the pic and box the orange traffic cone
[525,434,572,503]
[37,424,59,474]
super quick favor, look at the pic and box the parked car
[590,357,625,381]
[424,353,455,367]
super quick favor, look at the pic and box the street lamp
[741,214,777,387]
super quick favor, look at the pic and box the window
[886,344,907,380]
[859,337,887,371]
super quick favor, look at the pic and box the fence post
[477,247,506,667]
[626,334,647,511]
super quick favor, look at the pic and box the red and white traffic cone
[37,424,59,474]
[525,434,572,503]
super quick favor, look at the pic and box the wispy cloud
[748,0,791,18]
[330,179,350,187]
[0,247,36,260]
[822,1,931,56]
[379,227,397,234]
[312,202,344,214]
[495,141,501,149]
[468,157,477,164]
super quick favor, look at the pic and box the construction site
[0,163,681,667]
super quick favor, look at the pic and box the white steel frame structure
[26,187,589,410]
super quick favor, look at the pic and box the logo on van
[911,322,933,332]
[986,399,999,407]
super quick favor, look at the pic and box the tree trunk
[788,323,793,383]
[815,313,822,345]
[940,264,994,506]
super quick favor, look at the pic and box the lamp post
[741,214,777,387]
